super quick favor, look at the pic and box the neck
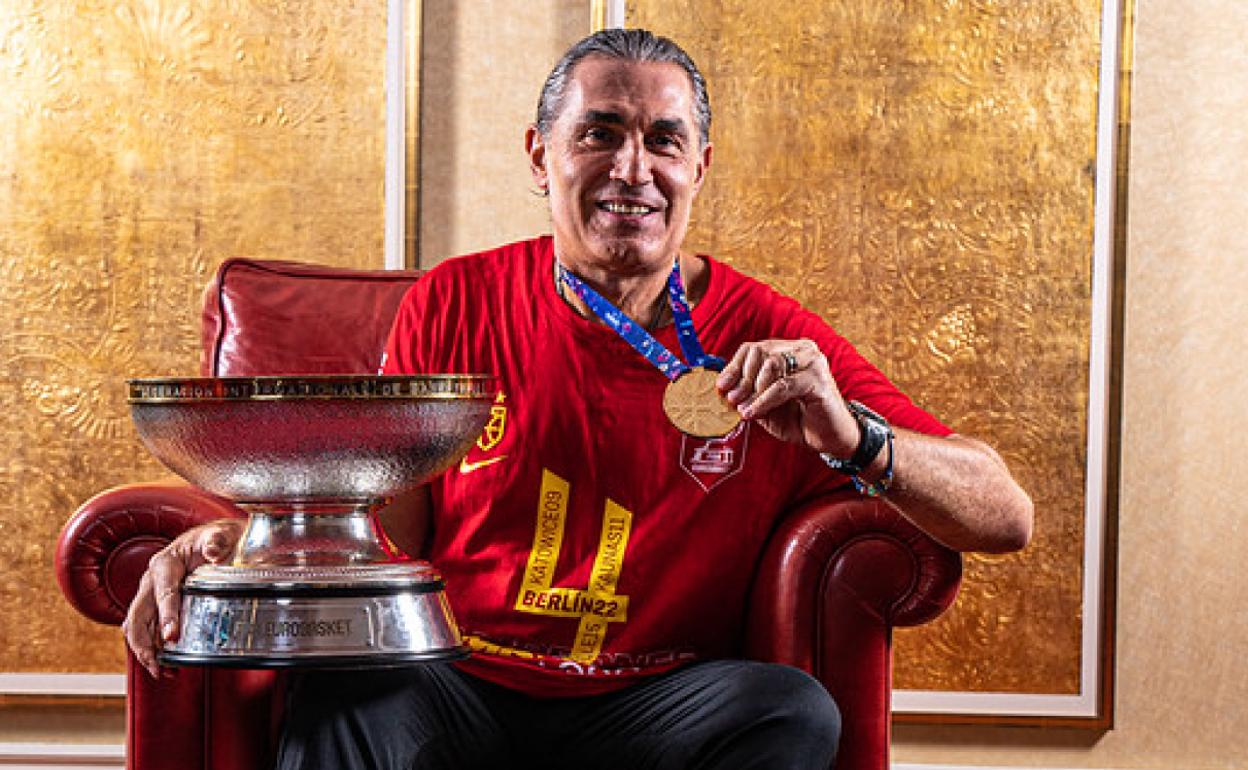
[555,256,678,330]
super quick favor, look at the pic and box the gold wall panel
[417,0,588,264]
[630,1,1102,695]
[0,0,386,674]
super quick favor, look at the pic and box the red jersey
[382,236,950,697]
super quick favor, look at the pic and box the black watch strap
[820,401,892,476]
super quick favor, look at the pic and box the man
[124,29,1032,770]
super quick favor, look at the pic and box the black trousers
[275,660,840,770]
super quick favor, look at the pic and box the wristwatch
[819,401,894,496]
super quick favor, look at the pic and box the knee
[284,669,418,727]
[727,663,841,762]
[278,669,441,769]
[759,664,841,746]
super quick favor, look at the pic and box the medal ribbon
[558,258,724,381]
[665,260,725,372]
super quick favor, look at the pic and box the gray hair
[535,29,711,148]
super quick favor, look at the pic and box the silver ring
[781,351,799,378]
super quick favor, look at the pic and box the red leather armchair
[56,257,961,770]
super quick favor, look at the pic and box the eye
[647,134,682,153]
[583,126,614,145]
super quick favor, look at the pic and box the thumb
[200,527,237,565]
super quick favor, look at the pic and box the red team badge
[680,422,749,492]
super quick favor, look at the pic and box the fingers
[121,520,244,680]
[715,339,859,453]
[718,344,769,405]
[152,521,241,636]
[717,343,765,411]
[740,363,813,420]
[122,572,166,680]
[717,339,821,417]
[147,548,188,646]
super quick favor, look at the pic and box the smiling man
[124,29,1032,770]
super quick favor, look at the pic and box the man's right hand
[121,519,245,679]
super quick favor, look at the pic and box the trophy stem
[233,501,394,568]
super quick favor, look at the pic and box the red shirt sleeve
[820,333,953,437]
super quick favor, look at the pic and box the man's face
[527,57,712,277]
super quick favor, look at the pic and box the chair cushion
[201,258,421,376]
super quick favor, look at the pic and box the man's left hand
[716,338,861,456]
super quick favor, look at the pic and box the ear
[691,141,713,195]
[525,125,549,192]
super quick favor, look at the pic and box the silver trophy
[128,375,495,668]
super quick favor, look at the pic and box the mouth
[596,200,661,217]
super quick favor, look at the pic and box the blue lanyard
[558,258,724,381]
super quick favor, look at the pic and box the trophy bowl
[128,375,496,668]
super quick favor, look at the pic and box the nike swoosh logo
[458,455,508,474]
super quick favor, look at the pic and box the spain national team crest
[477,392,508,451]
[680,421,749,492]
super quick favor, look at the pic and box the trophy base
[158,648,469,669]
[162,563,468,669]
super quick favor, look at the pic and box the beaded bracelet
[824,428,895,497]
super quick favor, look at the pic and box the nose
[609,135,652,186]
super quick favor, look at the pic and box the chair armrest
[55,483,247,626]
[745,491,961,770]
[56,485,277,770]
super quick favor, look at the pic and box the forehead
[559,57,696,124]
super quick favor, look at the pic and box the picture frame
[608,0,1134,726]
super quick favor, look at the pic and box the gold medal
[662,367,741,438]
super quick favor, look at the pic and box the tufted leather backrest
[200,258,421,377]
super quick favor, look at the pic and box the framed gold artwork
[619,0,1132,726]
[0,1,389,695]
